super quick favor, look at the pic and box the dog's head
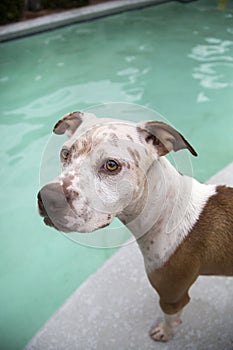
[37,111,197,233]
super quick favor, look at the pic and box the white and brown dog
[37,111,233,342]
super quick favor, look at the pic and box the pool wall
[0,0,171,42]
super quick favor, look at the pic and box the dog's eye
[60,148,70,160]
[104,159,119,172]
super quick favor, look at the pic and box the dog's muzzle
[37,182,74,232]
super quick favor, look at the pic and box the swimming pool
[0,0,233,348]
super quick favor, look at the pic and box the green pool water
[0,0,233,349]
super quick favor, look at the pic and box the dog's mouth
[37,190,82,233]
[43,215,56,228]
[38,204,73,233]
[37,191,47,217]
[37,191,61,231]
[37,188,114,234]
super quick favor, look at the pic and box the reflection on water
[3,80,141,121]
[189,37,233,89]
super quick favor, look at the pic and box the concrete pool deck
[0,0,171,42]
[25,162,233,350]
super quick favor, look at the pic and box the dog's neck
[118,157,216,272]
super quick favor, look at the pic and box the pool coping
[25,162,233,350]
[0,0,171,42]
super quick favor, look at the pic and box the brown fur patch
[71,128,99,157]
[72,139,92,157]
[147,185,233,314]
[62,175,79,210]
[126,134,134,142]
[108,132,119,147]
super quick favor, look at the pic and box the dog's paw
[150,322,174,342]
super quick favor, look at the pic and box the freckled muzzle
[37,182,74,232]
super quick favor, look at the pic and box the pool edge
[0,0,171,42]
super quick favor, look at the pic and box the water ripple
[189,37,233,89]
[3,80,141,121]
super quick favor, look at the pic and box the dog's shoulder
[184,185,233,276]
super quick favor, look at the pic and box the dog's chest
[137,179,217,273]
[138,222,183,272]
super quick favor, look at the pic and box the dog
[37,111,233,342]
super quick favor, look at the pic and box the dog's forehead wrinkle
[93,122,139,142]
[69,117,128,138]
[62,121,140,157]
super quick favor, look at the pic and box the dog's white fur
[133,157,216,272]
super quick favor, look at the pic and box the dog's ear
[53,111,96,138]
[53,112,83,138]
[137,121,197,157]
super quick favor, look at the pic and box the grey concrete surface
[25,163,233,350]
[0,0,170,42]
[206,162,233,187]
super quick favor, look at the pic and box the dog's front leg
[150,310,182,342]
[149,291,191,342]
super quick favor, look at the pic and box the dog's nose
[37,182,69,219]
[37,180,80,232]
